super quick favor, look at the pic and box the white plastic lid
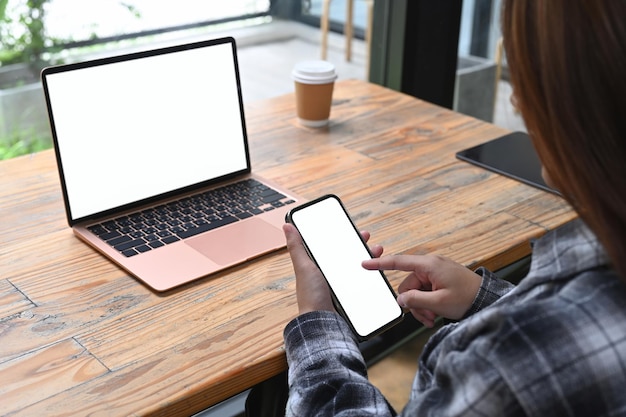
[292,60,337,84]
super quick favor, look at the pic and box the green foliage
[0,0,8,19]
[0,0,56,66]
[120,2,141,19]
[0,130,52,159]
[1,1,143,67]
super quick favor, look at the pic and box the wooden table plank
[0,338,109,415]
[0,152,65,245]
[10,293,293,416]
[0,279,35,319]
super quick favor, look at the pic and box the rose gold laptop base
[74,175,300,292]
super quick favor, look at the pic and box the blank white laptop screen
[44,41,248,221]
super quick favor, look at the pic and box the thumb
[397,291,438,328]
[397,289,441,313]
[283,223,307,260]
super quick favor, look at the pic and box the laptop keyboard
[87,179,295,257]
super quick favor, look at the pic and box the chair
[320,0,373,78]
[494,36,504,112]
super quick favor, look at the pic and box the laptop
[41,37,302,292]
[456,131,559,195]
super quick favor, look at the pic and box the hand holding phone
[286,195,404,340]
[283,223,338,314]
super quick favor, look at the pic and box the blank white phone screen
[291,196,402,338]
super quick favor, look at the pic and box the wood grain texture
[0,339,109,415]
[0,80,576,416]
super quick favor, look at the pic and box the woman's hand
[362,254,482,327]
[283,223,383,315]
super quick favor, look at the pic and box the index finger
[362,254,426,272]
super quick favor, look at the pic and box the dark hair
[502,1,626,279]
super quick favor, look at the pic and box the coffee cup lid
[292,60,337,84]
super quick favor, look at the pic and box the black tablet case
[456,131,559,195]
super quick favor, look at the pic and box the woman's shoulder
[470,268,626,415]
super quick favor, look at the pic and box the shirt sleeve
[463,267,515,318]
[283,311,397,417]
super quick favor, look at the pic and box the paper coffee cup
[292,60,337,127]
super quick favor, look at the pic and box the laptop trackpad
[186,218,285,266]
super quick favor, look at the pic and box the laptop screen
[42,38,250,224]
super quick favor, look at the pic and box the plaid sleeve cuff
[463,267,515,318]
[284,311,365,382]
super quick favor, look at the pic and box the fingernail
[397,295,407,308]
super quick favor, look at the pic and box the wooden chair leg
[493,36,506,119]
[365,0,373,79]
[320,0,370,70]
[345,0,354,62]
[321,0,331,60]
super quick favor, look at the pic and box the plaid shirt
[283,219,626,416]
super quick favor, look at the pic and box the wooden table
[0,80,576,416]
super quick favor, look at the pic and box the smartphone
[286,194,404,340]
